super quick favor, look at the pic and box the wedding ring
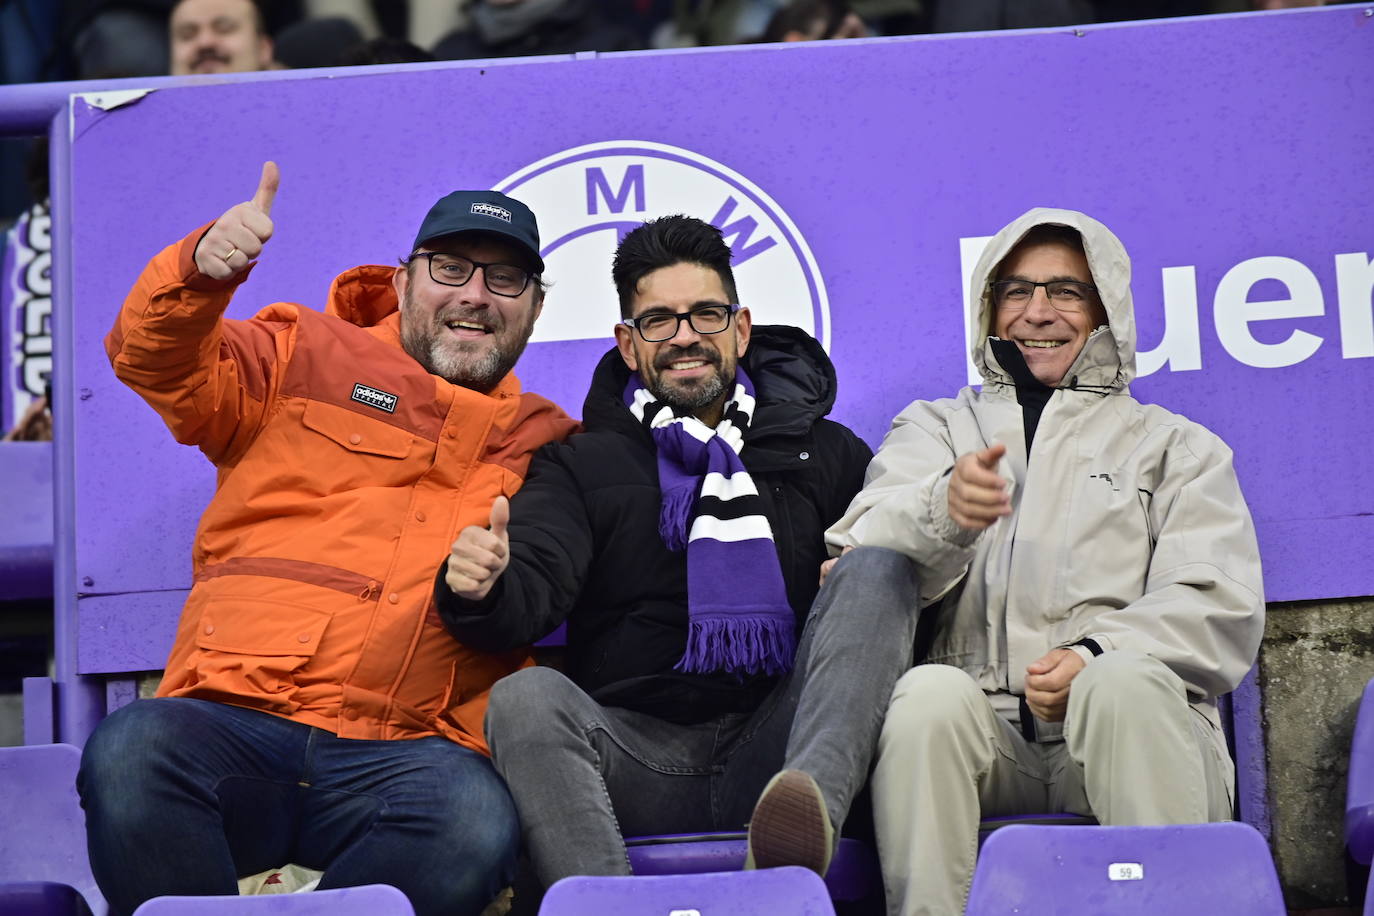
[221,246,238,261]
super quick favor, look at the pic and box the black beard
[647,344,731,411]
[650,372,726,411]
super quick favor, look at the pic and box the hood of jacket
[323,264,401,329]
[969,208,1136,393]
[582,324,839,441]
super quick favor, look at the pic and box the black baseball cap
[412,190,544,273]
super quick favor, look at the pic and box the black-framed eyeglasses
[992,279,1098,312]
[410,252,532,298]
[622,304,740,343]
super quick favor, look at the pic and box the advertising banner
[1,203,51,432]
[56,8,1372,669]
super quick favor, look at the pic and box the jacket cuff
[179,221,258,293]
[433,559,504,630]
[1066,638,1105,666]
[929,471,982,548]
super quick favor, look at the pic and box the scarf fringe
[674,616,797,677]
[659,479,696,552]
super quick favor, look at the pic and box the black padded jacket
[437,325,872,724]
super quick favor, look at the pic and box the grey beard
[430,340,508,392]
[401,322,512,393]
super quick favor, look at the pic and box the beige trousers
[872,651,1235,916]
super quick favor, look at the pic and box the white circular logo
[495,140,830,349]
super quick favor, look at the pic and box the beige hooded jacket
[827,208,1264,741]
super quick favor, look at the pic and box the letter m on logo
[586,165,646,215]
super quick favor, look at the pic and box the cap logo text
[471,202,512,223]
[350,383,398,413]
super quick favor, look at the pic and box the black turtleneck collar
[989,338,1053,459]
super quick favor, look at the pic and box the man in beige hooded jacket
[826,208,1265,916]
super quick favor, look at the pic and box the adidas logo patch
[471,202,512,222]
[350,383,398,413]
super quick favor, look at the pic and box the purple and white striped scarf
[625,369,796,677]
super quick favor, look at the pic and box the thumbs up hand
[948,442,1012,532]
[445,496,512,601]
[194,161,280,280]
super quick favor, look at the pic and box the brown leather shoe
[745,769,835,876]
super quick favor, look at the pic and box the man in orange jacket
[77,162,576,916]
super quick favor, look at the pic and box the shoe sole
[747,770,832,875]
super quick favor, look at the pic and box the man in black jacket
[436,216,918,888]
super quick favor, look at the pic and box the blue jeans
[77,698,518,916]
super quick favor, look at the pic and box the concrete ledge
[1263,598,1374,908]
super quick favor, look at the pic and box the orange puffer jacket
[106,226,577,753]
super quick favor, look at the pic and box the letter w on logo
[711,196,777,266]
[585,165,645,215]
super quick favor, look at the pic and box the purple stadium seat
[0,442,53,600]
[965,823,1285,915]
[0,882,92,916]
[624,831,879,902]
[130,884,415,915]
[539,866,835,915]
[977,812,1096,847]
[1345,678,1374,863]
[1344,678,1374,913]
[0,744,106,915]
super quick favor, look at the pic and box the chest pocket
[1061,468,1153,607]
[301,399,412,459]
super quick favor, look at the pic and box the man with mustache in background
[437,215,918,895]
[169,0,274,76]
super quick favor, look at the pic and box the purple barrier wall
[48,8,1372,708]
[50,107,107,743]
[0,442,53,600]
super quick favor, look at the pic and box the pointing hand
[948,442,1011,531]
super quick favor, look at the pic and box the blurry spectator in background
[932,0,1092,30]
[274,17,434,69]
[272,15,364,69]
[2,395,51,442]
[169,0,273,75]
[1,144,52,443]
[601,0,676,43]
[65,1,171,79]
[653,0,780,47]
[762,0,868,41]
[930,0,1235,30]
[654,0,885,48]
[336,36,435,66]
[294,1,467,53]
[433,0,640,60]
